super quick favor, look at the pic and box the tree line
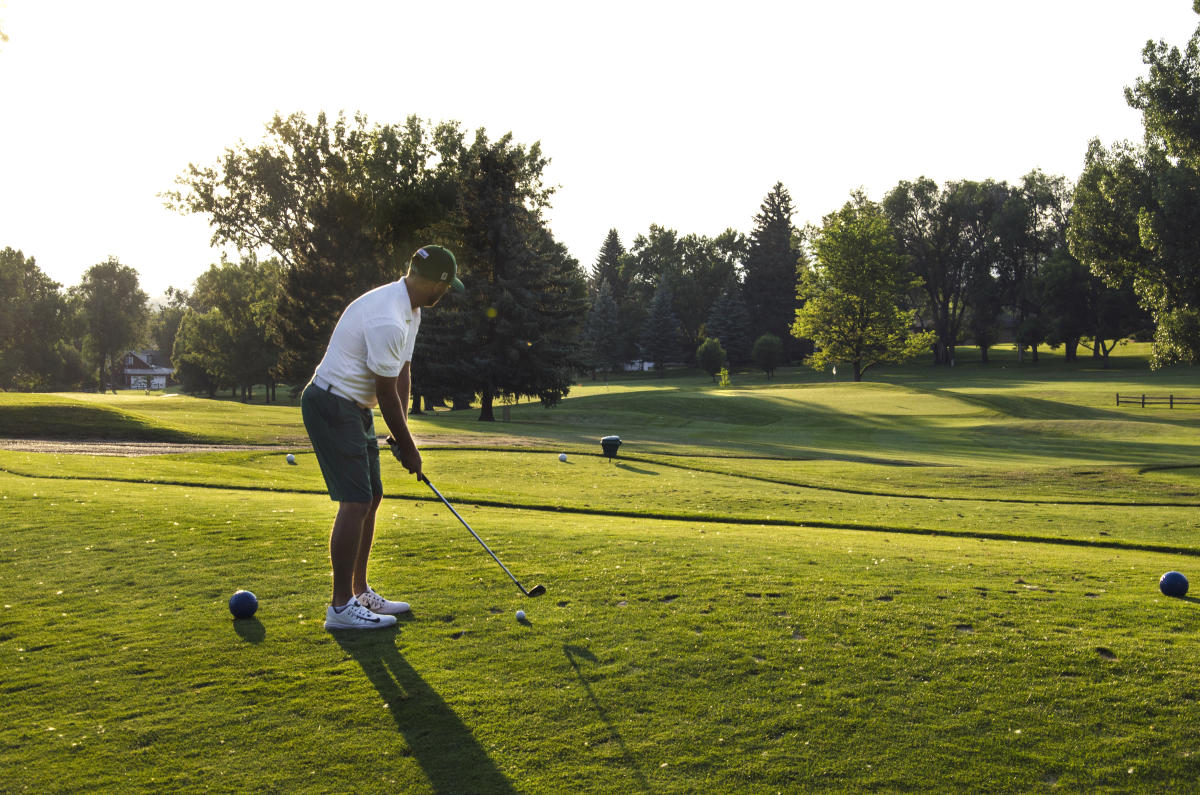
[4,5,1200,398]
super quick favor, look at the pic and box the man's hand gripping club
[385,435,423,478]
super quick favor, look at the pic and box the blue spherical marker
[229,589,258,619]
[1159,571,1189,598]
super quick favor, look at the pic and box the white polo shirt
[312,279,421,408]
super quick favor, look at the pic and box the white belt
[312,376,371,410]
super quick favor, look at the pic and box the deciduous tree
[0,248,69,390]
[150,287,189,369]
[72,258,148,392]
[752,333,783,380]
[175,256,283,401]
[1069,6,1200,365]
[793,193,935,381]
[167,112,462,385]
[696,337,726,382]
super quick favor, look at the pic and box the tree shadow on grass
[564,644,651,793]
[334,629,516,794]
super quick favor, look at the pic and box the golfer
[301,245,464,631]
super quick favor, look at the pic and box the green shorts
[301,381,382,503]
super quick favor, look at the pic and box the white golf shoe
[355,586,411,615]
[323,598,397,631]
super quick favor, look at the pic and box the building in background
[119,351,174,390]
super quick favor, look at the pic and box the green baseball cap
[410,245,465,292]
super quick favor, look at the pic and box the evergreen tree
[744,182,803,358]
[639,284,682,376]
[591,229,625,297]
[583,280,624,376]
[622,225,683,362]
[416,131,588,420]
[705,281,754,367]
[588,230,638,364]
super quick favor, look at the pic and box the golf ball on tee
[515,609,526,621]
[286,453,296,465]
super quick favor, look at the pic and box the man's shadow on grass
[564,644,651,793]
[335,629,516,794]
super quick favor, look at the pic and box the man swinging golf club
[301,245,463,631]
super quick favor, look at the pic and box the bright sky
[1,1,1196,298]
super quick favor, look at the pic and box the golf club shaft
[421,474,541,596]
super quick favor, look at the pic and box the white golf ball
[558,453,567,462]
[286,454,296,465]
[515,609,526,621]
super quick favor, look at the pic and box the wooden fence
[1115,393,1200,408]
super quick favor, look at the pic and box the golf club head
[526,584,547,597]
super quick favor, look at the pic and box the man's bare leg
[351,495,383,597]
[330,501,371,607]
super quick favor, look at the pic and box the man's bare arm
[377,363,420,475]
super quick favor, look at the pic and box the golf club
[420,474,546,598]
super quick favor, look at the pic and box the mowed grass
[4,345,1200,791]
[0,392,307,445]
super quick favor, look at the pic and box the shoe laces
[347,602,377,621]
[357,589,384,611]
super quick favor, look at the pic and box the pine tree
[583,280,623,375]
[639,284,682,376]
[589,230,640,364]
[591,230,625,299]
[705,281,754,367]
[415,132,588,420]
[743,182,803,358]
